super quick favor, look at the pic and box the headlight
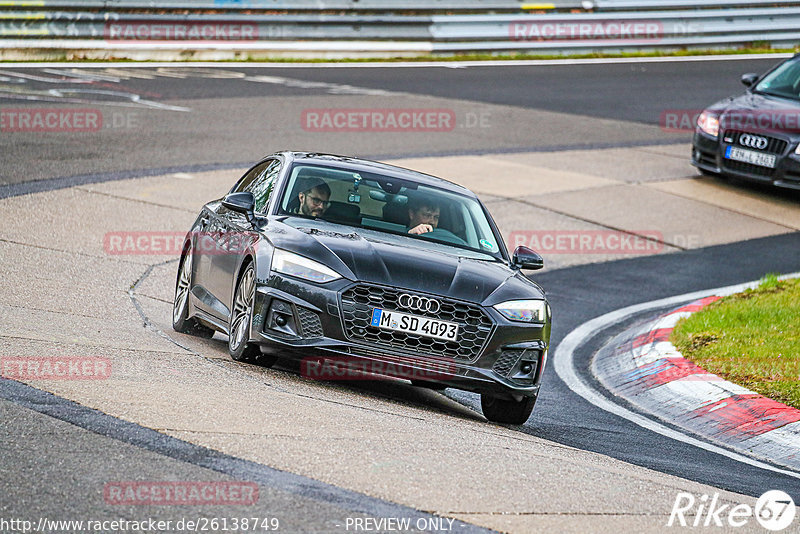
[697,111,719,138]
[493,300,548,323]
[271,249,342,283]
[794,144,800,155]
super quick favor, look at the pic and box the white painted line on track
[552,271,800,480]
[0,53,792,69]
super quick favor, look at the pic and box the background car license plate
[370,308,458,341]
[725,146,777,168]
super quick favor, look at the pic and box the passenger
[407,197,440,235]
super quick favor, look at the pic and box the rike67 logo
[668,490,796,531]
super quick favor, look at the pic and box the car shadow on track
[203,335,485,424]
[699,172,800,201]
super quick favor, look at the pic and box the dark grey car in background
[692,53,800,191]
[172,152,551,424]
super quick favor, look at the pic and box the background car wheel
[480,393,536,425]
[228,263,271,365]
[172,250,215,339]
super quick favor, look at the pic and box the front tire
[480,393,536,425]
[172,249,215,338]
[228,263,270,365]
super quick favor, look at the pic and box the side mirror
[512,246,544,270]
[222,192,256,224]
[741,73,759,88]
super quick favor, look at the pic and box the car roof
[269,151,478,198]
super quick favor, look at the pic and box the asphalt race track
[0,57,787,187]
[1,57,800,533]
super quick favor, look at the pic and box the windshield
[278,163,505,260]
[754,59,800,100]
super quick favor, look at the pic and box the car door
[188,203,226,319]
[207,158,282,320]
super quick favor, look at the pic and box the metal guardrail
[0,0,582,11]
[0,2,798,58]
[3,9,799,43]
[592,0,800,9]
[1,0,796,10]
[431,8,800,47]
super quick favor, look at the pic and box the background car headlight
[697,111,719,138]
[494,300,548,323]
[271,249,342,283]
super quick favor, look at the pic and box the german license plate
[370,308,458,341]
[725,146,777,168]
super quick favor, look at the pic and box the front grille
[722,159,776,177]
[727,130,788,155]
[340,284,493,362]
[297,306,323,338]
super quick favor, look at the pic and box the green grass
[2,46,796,63]
[671,276,800,409]
[242,47,798,63]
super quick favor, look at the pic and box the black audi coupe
[172,152,550,424]
[692,53,800,190]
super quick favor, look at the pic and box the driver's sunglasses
[307,195,331,208]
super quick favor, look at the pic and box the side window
[235,159,281,213]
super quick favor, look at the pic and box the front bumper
[249,273,549,399]
[692,130,800,191]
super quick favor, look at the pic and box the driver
[407,197,440,235]
[296,176,331,218]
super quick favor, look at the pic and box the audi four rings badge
[398,294,441,314]
[739,133,768,150]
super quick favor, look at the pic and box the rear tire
[172,249,215,339]
[480,393,536,425]
[229,263,274,366]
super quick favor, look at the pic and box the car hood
[263,218,544,305]
[710,93,800,136]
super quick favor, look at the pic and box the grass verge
[1,46,796,63]
[671,275,800,409]
[236,47,798,63]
